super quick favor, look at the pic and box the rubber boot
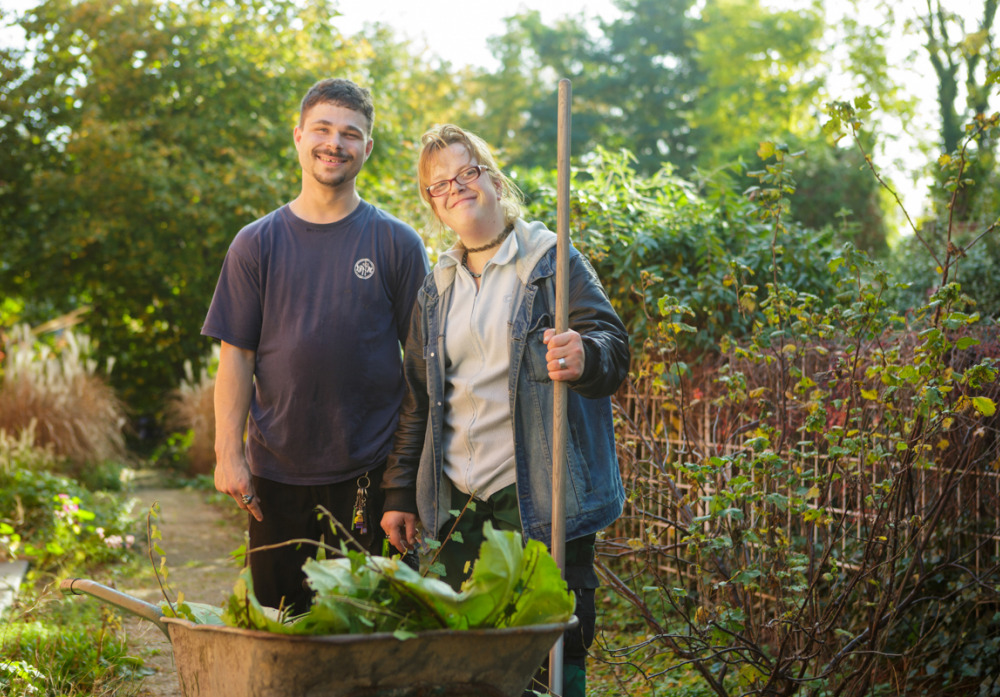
[562,664,586,697]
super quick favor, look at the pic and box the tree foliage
[518,147,848,353]
[2,0,996,430]
[690,0,825,167]
[466,0,886,251]
[0,0,458,424]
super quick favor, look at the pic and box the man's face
[294,102,373,190]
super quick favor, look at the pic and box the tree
[466,8,614,171]
[469,0,832,174]
[467,0,705,173]
[691,0,825,166]
[594,0,706,172]
[0,0,454,428]
[465,15,550,161]
[919,0,999,220]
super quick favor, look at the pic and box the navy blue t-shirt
[202,201,429,485]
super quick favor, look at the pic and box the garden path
[120,476,246,697]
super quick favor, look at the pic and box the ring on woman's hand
[558,357,567,370]
[241,494,254,505]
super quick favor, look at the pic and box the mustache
[314,148,351,159]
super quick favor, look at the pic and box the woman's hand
[544,328,585,381]
[381,511,419,554]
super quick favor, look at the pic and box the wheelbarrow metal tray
[164,615,575,697]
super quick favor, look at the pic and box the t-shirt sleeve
[390,227,430,345]
[201,229,262,351]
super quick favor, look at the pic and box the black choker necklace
[460,223,513,280]
[463,223,514,254]
[461,250,482,278]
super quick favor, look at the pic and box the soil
[117,475,246,697]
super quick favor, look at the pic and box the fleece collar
[432,218,557,295]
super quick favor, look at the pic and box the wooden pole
[549,77,571,697]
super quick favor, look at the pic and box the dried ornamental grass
[165,344,218,475]
[0,325,127,466]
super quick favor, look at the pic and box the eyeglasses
[425,165,488,198]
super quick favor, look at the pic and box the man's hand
[381,510,418,554]
[215,454,263,522]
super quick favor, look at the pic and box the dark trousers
[437,484,598,697]
[248,465,386,615]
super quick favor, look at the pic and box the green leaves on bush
[0,429,136,576]
[520,147,843,355]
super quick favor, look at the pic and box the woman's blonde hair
[417,124,523,228]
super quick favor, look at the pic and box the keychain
[352,473,370,535]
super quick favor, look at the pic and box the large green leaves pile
[166,524,574,638]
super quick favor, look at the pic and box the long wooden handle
[549,76,572,697]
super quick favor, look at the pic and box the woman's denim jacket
[383,219,629,546]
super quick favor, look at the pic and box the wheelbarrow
[61,578,576,697]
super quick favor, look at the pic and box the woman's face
[426,143,504,239]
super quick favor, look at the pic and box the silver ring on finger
[558,357,567,370]
[241,494,254,505]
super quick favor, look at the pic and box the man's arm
[214,340,263,521]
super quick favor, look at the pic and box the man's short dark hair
[299,78,375,136]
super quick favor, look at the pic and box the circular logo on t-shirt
[354,258,375,279]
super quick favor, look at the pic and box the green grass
[1,587,150,696]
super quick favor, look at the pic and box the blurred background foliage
[1,1,998,694]
[1,0,997,441]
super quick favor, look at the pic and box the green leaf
[765,493,789,510]
[164,601,226,625]
[211,526,573,637]
[220,568,311,635]
[972,396,997,416]
[733,568,762,584]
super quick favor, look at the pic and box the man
[203,78,428,614]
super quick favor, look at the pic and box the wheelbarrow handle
[60,578,171,638]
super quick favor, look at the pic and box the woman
[381,124,629,696]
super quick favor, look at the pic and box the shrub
[606,254,999,697]
[0,430,142,697]
[887,222,1000,323]
[0,429,136,575]
[600,128,1000,695]
[519,147,843,355]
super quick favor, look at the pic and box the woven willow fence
[604,356,1000,589]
